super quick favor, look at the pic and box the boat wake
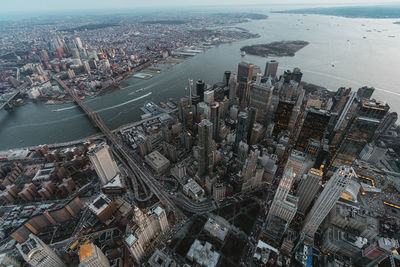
[96,92,152,113]
[52,105,78,112]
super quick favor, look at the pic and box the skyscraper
[302,166,354,240]
[223,71,231,86]
[242,148,260,181]
[295,108,331,152]
[79,243,110,267]
[357,86,375,100]
[17,234,66,267]
[196,80,205,101]
[249,83,273,123]
[296,168,322,214]
[228,73,237,101]
[89,144,120,185]
[285,150,313,181]
[125,205,170,262]
[237,77,251,106]
[265,169,298,241]
[291,67,303,83]
[375,112,398,138]
[246,107,257,143]
[237,61,254,81]
[210,103,220,140]
[234,111,249,152]
[198,119,214,178]
[330,100,389,170]
[272,100,295,136]
[264,60,279,78]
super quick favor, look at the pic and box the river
[1,11,400,150]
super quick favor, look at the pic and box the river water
[1,11,400,150]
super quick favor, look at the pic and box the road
[54,77,186,221]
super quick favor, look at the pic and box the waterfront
[2,11,400,150]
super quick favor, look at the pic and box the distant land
[214,13,268,20]
[141,20,186,25]
[240,41,309,58]
[273,5,400,19]
[59,23,118,32]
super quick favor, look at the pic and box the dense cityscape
[0,4,400,267]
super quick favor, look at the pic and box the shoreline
[0,108,178,154]
[8,35,256,109]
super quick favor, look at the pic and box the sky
[3,0,400,14]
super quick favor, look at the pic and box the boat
[128,88,146,96]
[241,51,246,57]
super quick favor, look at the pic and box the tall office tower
[126,206,170,262]
[214,87,225,102]
[271,169,295,203]
[196,80,205,101]
[357,86,375,100]
[246,107,257,143]
[237,77,251,106]
[295,108,331,152]
[333,91,357,132]
[83,60,91,74]
[283,70,292,83]
[223,71,231,86]
[242,148,260,181]
[330,100,389,170]
[249,83,273,123]
[332,87,351,113]
[375,112,398,137]
[40,50,50,62]
[264,60,279,78]
[137,136,152,157]
[178,97,191,123]
[75,37,83,49]
[291,67,303,83]
[285,150,313,181]
[302,166,354,240]
[234,111,249,152]
[255,72,262,84]
[228,74,238,101]
[79,243,110,267]
[198,119,214,178]
[71,48,80,59]
[210,103,220,140]
[204,90,214,104]
[89,144,120,185]
[237,141,249,167]
[265,169,298,240]
[330,91,359,152]
[272,100,295,136]
[296,168,322,214]
[17,234,66,267]
[237,61,254,81]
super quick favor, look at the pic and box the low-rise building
[88,194,116,223]
[203,216,229,242]
[145,151,170,174]
[183,179,204,200]
[186,240,220,267]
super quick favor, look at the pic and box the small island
[273,6,400,19]
[240,41,309,57]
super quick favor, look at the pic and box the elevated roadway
[54,77,185,220]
